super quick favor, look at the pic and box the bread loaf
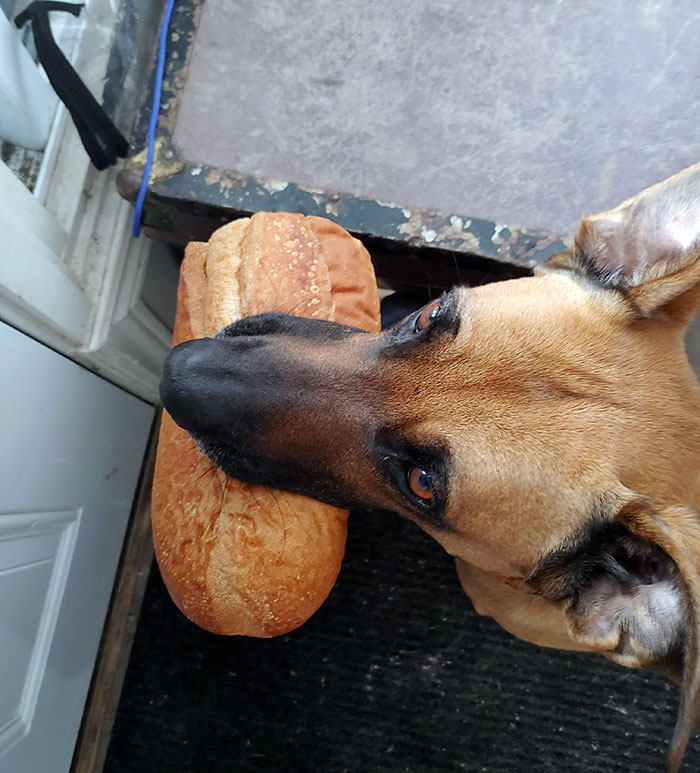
[152,213,381,636]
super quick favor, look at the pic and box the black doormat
[105,506,699,772]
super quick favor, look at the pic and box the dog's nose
[160,337,250,436]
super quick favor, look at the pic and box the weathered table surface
[118,0,700,293]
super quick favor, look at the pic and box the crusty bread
[152,213,380,636]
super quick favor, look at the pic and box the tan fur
[263,164,700,769]
[443,273,700,614]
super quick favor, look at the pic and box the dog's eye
[414,300,441,332]
[407,466,435,500]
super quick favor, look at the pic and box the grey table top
[173,0,700,237]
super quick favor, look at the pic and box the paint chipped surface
[117,0,570,275]
[265,179,290,193]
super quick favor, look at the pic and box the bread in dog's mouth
[152,213,381,638]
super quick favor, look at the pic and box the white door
[0,2,172,768]
[0,321,154,772]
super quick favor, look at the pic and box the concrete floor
[174,0,700,235]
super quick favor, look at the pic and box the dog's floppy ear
[546,163,700,318]
[528,496,700,772]
[619,500,700,772]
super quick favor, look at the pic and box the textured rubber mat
[105,506,699,772]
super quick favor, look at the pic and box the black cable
[15,1,129,170]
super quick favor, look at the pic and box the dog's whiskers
[285,294,315,317]
[192,461,217,483]
[450,250,464,287]
[192,448,212,465]
[217,472,229,515]
[248,484,288,559]
[267,488,288,559]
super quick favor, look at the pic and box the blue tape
[131,0,176,238]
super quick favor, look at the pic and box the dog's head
[162,164,700,769]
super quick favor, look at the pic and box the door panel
[0,509,80,752]
[0,321,154,772]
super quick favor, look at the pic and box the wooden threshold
[71,415,160,772]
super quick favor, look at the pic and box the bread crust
[152,213,379,636]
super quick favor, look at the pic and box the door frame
[0,0,172,404]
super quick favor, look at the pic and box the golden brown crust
[305,215,381,332]
[152,213,379,636]
[238,214,336,322]
[203,220,247,332]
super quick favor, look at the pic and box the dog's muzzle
[159,313,379,507]
[160,313,361,437]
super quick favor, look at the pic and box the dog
[161,163,700,771]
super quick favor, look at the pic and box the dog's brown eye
[414,300,441,332]
[407,467,434,500]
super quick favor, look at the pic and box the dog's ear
[545,163,700,319]
[528,496,700,772]
[619,500,700,772]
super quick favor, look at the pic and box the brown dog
[161,164,700,770]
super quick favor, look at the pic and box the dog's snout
[160,337,263,436]
[159,320,350,442]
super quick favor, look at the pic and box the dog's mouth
[187,426,376,512]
